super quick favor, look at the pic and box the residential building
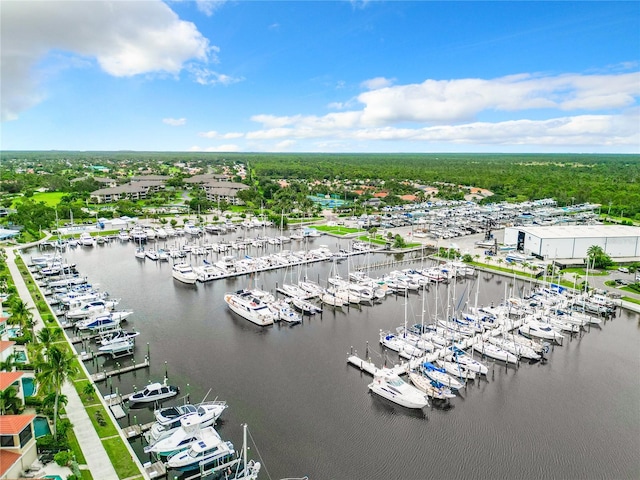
[0,414,37,479]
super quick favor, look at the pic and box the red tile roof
[0,371,24,391]
[0,340,16,353]
[0,449,21,477]
[0,414,35,435]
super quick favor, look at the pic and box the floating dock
[90,357,150,382]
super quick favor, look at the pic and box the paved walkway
[5,244,120,480]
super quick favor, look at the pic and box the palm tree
[8,298,32,328]
[0,353,19,372]
[35,346,78,438]
[37,327,62,349]
[0,386,23,415]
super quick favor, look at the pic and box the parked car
[618,267,630,274]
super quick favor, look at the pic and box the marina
[23,226,640,480]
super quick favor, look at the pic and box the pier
[89,357,151,382]
[122,421,155,439]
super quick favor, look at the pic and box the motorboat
[167,432,235,472]
[129,380,179,405]
[65,299,117,319]
[76,314,122,331]
[144,415,217,458]
[269,300,302,324]
[408,371,456,400]
[134,247,146,259]
[172,263,198,285]
[145,249,159,261]
[224,290,275,326]
[99,329,140,347]
[97,338,134,357]
[368,371,430,409]
[147,400,228,444]
[79,232,95,247]
[290,296,322,314]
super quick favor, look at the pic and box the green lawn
[314,225,361,235]
[101,437,144,479]
[29,191,66,206]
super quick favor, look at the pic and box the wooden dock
[144,461,166,479]
[122,421,155,439]
[90,357,150,382]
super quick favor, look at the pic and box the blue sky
[1,0,639,153]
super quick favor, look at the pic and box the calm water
[35,231,640,480]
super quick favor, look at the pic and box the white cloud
[361,77,395,90]
[1,0,211,121]
[198,130,244,139]
[238,71,639,150]
[196,0,227,17]
[163,117,186,126]
[188,65,244,86]
[189,144,242,152]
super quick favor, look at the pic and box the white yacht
[146,400,228,444]
[78,232,95,247]
[172,263,198,285]
[167,434,235,472]
[129,380,179,405]
[368,371,430,409]
[408,371,456,400]
[224,290,275,326]
[145,418,218,458]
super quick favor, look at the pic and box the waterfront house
[0,414,37,479]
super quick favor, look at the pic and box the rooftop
[509,225,640,239]
[0,371,24,391]
[0,414,35,435]
[0,340,17,353]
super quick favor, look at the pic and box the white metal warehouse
[503,225,640,260]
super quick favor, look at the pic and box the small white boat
[368,371,430,409]
[134,248,146,259]
[129,380,179,404]
[98,338,134,356]
[270,300,302,324]
[290,296,322,314]
[99,329,140,347]
[172,263,198,285]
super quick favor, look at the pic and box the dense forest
[1,151,639,219]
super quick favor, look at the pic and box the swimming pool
[22,377,36,397]
[44,476,63,480]
[13,350,27,363]
[33,417,51,438]
[5,327,23,338]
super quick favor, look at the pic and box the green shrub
[54,450,72,467]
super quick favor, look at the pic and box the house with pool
[0,414,37,479]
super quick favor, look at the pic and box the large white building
[503,225,640,260]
